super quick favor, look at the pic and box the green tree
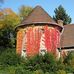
[0,48,21,66]
[22,53,57,73]
[0,8,20,48]
[56,70,66,74]
[53,5,72,25]
[64,52,74,73]
[33,70,44,74]
[64,52,74,65]
[19,5,33,20]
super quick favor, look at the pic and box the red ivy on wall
[44,25,60,55]
[16,30,24,55]
[26,27,41,56]
[17,25,60,56]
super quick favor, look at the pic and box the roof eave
[15,22,63,32]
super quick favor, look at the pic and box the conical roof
[16,6,63,31]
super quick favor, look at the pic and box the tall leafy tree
[53,5,72,25]
[0,8,20,48]
[19,5,33,20]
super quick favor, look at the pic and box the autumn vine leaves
[17,25,60,57]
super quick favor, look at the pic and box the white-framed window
[21,49,27,57]
[39,49,47,55]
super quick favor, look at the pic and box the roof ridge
[21,5,56,24]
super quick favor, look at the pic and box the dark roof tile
[60,24,74,48]
[17,6,63,29]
